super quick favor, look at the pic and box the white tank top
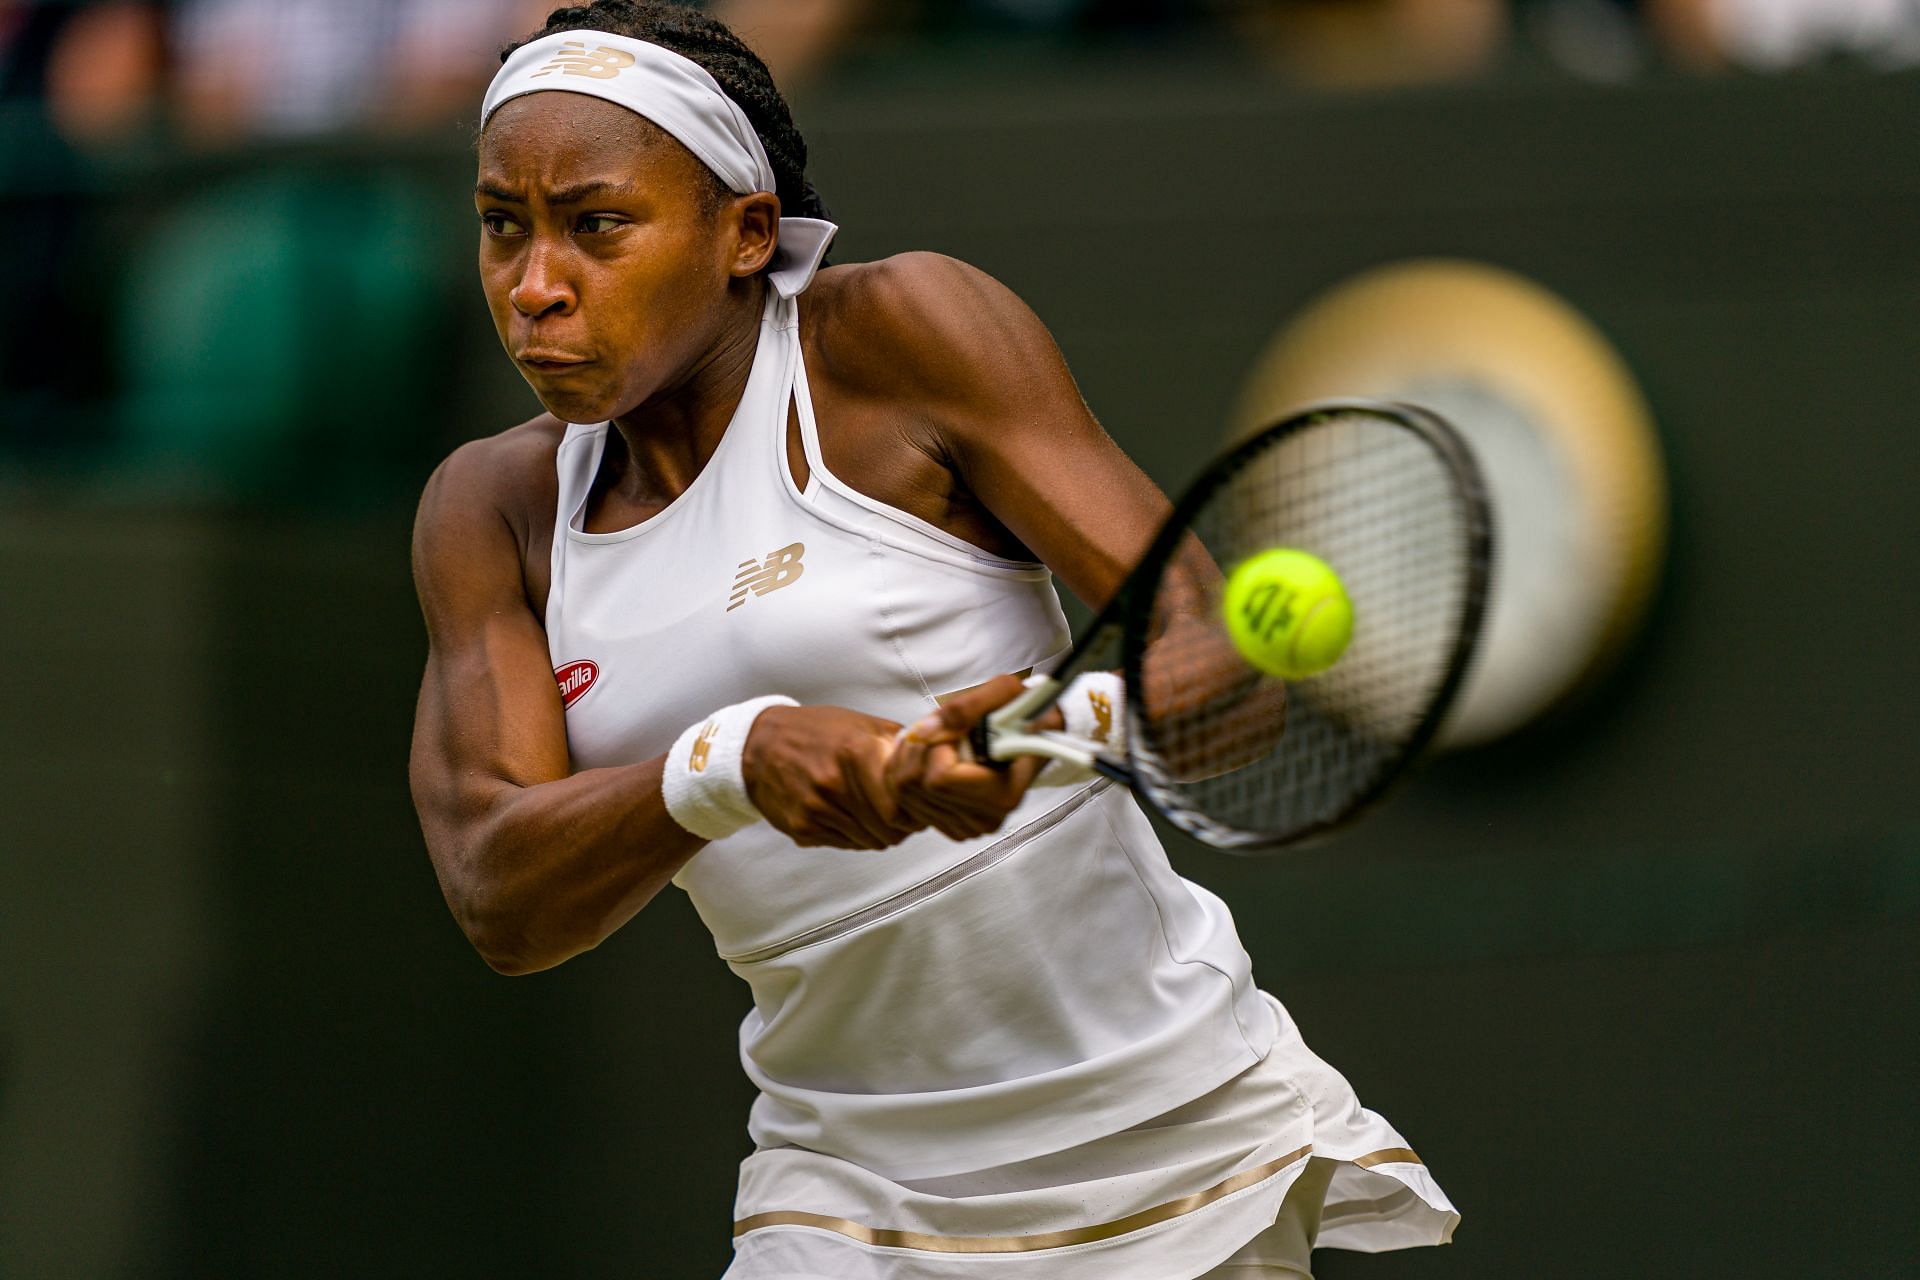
[545,290,1276,1181]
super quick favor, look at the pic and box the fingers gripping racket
[974,399,1493,852]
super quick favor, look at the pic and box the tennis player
[409,3,1458,1275]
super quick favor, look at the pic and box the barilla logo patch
[555,660,599,708]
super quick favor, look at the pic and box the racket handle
[965,674,1062,768]
[968,719,1008,770]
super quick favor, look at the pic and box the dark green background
[2,59,1916,1278]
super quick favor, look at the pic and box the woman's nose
[509,243,573,318]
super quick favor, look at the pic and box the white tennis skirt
[724,994,1458,1280]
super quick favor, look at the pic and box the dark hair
[503,0,831,225]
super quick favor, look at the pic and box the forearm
[1138,612,1286,781]
[432,759,704,975]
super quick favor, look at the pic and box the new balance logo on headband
[532,42,636,81]
[729,543,806,612]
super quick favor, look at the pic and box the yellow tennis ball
[1221,548,1354,679]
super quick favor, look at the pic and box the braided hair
[503,1,831,226]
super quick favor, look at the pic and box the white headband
[482,30,837,298]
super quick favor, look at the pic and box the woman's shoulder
[801,252,1052,403]
[414,414,571,591]
[808,250,1006,313]
[423,413,569,517]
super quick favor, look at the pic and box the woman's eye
[578,215,625,235]
[480,212,526,237]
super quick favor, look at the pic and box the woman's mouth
[518,351,592,373]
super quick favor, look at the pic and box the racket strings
[1131,409,1478,846]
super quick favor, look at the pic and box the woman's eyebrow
[474,179,641,206]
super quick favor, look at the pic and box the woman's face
[474,92,772,424]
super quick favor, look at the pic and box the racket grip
[967,719,1009,770]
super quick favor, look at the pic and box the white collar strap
[482,30,837,298]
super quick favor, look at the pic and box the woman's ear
[728,191,782,278]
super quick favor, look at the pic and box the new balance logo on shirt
[729,543,806,612]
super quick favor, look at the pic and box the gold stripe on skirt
[1352,1148,1423,1169]
[732,1144,1318,1254]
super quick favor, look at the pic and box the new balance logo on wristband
[728,543,806,612]
[1088,689,1114,744]
[532,42,636,80]
[689,721,719,773]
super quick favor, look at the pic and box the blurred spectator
[716,0,1201,87]
[1220,0,1509,87]
[916,0,1195,30]
[170,0,553,142]
[98,0,565,496]
[42,1,165,142]
[714,0,880,87]
[10,0,566,150]
[2,0,153,143]
[1649,0,1920,70]
[0,0,123,459]
[1520,0,1651,81]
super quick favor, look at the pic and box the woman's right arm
[408,442,919,975]
[409,442,707,974]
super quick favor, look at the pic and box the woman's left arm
[852,252,1177,607]
[838,253,1191,831]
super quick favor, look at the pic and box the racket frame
[979,398,1493,850]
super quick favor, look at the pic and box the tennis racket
[975,399,1493,851]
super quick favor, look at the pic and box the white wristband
[1035,671,1126,788]
[661,695,798,841]
[1060,671,1126,751]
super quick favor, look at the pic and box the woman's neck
[605,283,766,507]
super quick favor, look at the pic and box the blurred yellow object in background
[1233,259,1668,748]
